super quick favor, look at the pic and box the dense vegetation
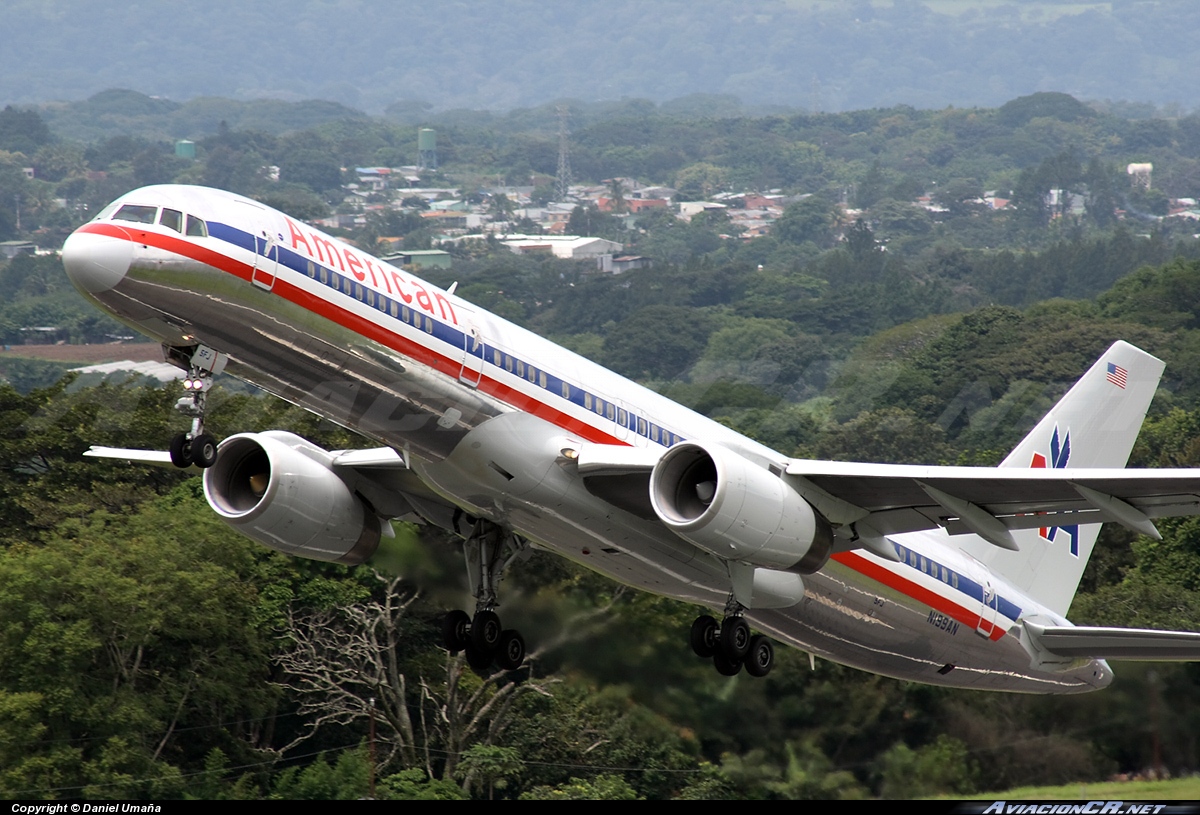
[6,89,1200,798]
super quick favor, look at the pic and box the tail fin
[977,341,1164,616]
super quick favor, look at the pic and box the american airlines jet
[62,184,1200,691]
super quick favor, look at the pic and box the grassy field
[961,777,1200,800]
[0,343,161,363]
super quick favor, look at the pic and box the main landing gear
[167,346,226,469]
[442,518,531,673]
[689,598,775,678]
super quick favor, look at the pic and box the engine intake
[203,431,380,564]
[650,441,832,573]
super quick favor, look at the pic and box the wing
[785,459,1200,549]
[86,443,463,529]
[572,443,1200,552]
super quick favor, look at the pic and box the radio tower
[555,105,572,202]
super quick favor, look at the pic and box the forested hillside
[6,1,1200,113]
[6,91,1200,798]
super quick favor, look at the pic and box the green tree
[773,196,839,249]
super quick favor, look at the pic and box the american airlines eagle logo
[1030,426,1080,557]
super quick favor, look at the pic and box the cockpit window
[93,202,120,222]
[113,204,159,224]
[159,208,183,233]
[186,215,208,238]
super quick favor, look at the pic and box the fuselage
[61,184,1112,693]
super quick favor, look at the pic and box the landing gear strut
[441,518,531,672]
[167,346,225,469]
[689,596,775,678]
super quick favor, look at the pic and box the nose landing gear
[166,345,226,469]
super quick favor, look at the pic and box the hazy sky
[3,1,1198,113]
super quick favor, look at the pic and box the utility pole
[368,696,377,799]
[555,105,572,202]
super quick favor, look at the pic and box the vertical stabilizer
[975,342,1164,616]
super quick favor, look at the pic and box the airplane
[61,183,1200,693]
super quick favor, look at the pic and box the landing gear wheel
[496,629,526,670]
[745,635,775,678]
[464,642,493,672]
[168,433,192,468]
[190,433,218,468]
[442,609,471,652]
[471,609,502,653]
[720,616,751,661]
[713,652,743,676]
[690,615,719,658]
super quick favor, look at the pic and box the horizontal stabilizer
[1026,621,1200,661]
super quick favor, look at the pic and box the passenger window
[562,382,570,399]
[402,306,410,323]
[390,300,398,318]
[540,371,548,388]
[650,425,659,442]
[617,408,627,425]
[424,316,433,334]
[186,215,208,237]
[516,361,525,377]
[606,403,615,421]
[307,261,317,279]
[505,355,513,373]
[584,393,592,410]
[159,208,183,232]
[637,417,647,435]
[951,573,959,589]
[366,290,375,307]
[114,204,158,224]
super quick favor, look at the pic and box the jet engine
[203,431,380,564]
[649,441,832,573]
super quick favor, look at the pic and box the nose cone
[62,228,133,294]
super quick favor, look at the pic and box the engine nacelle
[649,441,833,573]
[203,431,380,564]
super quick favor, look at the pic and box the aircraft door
[458,311,484,388]
[251,228,279,291]
[968,562,1000,639]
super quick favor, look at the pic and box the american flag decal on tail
[1107,362,1128,389]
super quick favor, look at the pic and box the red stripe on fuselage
[77,222,625,446]
[832,551,1006,641]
